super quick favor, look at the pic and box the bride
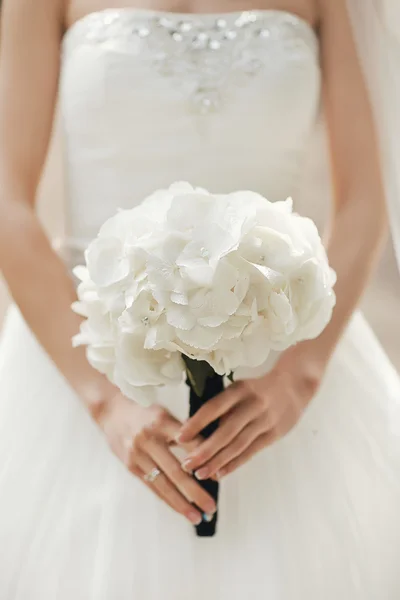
[1,0,400,597]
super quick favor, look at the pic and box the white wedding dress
[1,8,400,599]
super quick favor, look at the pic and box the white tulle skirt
[1,306,400,599]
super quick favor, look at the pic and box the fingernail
[181,459,193,473]
[205,503,217,514]
[215,470,225,480]
[202,512,214,523]
[195,468,208,480]
[189,511,202,525]
[175,433,184,443]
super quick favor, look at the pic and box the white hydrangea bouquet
[72,182,336,535]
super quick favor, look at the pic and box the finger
[195,420,268,480]
[130,462,177,513]
[145,410,203,453]
[182,399,262,472]
[178,382,246,443]
[135,452,203,525]
[214,431,277,479]
[174,435,204,454]
[146,439,217,517]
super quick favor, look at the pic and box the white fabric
[1,8,400,599]
[59,9,320,253]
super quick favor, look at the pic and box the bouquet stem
[188,371,224,537]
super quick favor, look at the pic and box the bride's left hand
[177,359,321,480]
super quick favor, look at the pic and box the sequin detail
[63,9,319,113]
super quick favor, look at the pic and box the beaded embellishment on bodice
[60,9,321,266]
[64,9,318,114]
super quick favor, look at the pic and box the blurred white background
[1,121,399,368]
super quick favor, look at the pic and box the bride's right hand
[97,393,216,525]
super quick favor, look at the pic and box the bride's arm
[0,0,215,523]
[296,0,387,368]
[178,0,388,479]
[0,0,116,415]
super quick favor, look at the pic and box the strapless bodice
[60,8,321,260]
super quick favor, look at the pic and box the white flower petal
[167,192,213,231]
[197,315,229,327]
[146,255,179,291]
[86,346,115,379]
[234,274,250,305]
[181,263,216,288]
[72,265,90,282]
[189,288,238,319]
[214,259,240,290]
[166,304,197,330]
[71,301,89,318]
[193,222,239,263]
[144,321,176,350]
[113,368,157,406]
[177,325,223,351]
[170,291,189,305]
[86,237,130,287]
[116,333,184,388]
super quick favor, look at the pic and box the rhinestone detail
[64,10,319,114]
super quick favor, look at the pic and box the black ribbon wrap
[187,371,225,537]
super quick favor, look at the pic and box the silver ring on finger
[144,467,162,484]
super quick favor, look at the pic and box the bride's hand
[97,393,217,525]
[177,359,321,481]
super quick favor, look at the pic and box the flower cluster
[73,183,336,405]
